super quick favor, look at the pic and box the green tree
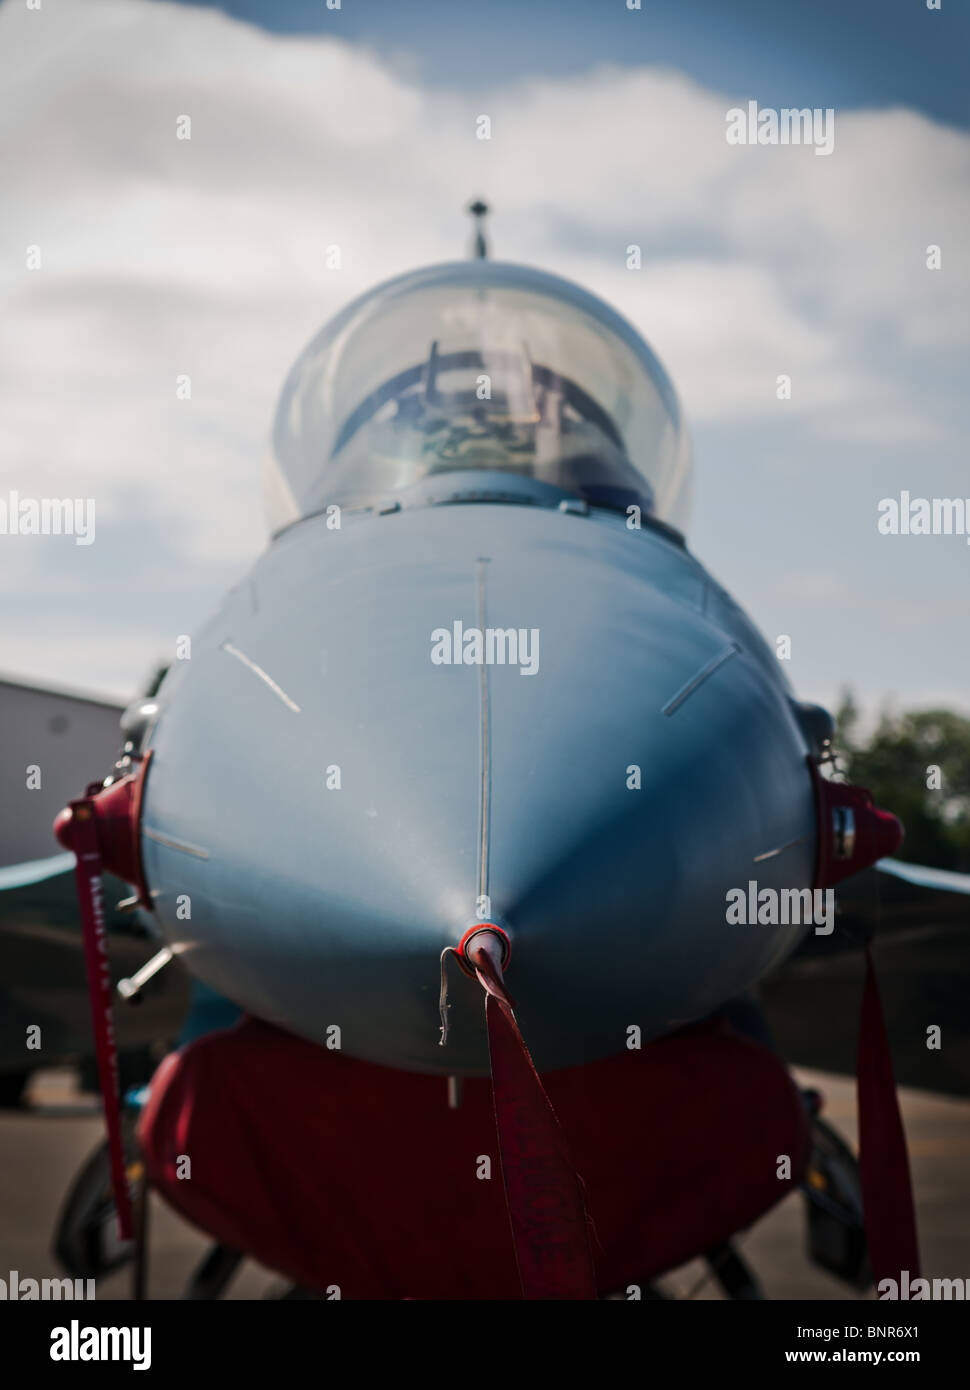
[835,691,970,872]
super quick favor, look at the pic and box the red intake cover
[809,758,904,889]
[54,752,153,905]
[139,1015,810,1299]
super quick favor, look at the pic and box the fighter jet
[8,210,965,1299]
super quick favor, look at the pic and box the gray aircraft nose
[141,504,815,1074]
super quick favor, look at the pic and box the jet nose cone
[141,506,815,1075]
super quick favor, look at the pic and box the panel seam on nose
[476,557,492,903]
[662,641,740,717]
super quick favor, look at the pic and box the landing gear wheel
[52,1114,140,1280]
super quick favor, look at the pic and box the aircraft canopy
[266,262,691,531]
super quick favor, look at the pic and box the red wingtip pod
[53,751,153,906]
[809,759,904,890]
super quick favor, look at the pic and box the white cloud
[0,0,967,703]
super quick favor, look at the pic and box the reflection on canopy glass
[267,262,691,531]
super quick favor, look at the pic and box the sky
[1,0,968,720]
[170,0,970,130]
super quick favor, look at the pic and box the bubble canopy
[266,262,691,532]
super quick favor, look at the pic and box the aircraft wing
[0,679,188,1088]
[0,852,189,1080]
[761,859,970,1097]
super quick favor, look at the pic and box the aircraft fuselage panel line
[661,642,741,717]
[477,556,492,909]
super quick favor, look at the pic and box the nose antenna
[467,199,489,259]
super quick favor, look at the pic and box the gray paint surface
[142,498,817,1075]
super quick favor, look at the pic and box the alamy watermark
[0,492,95,545]
[0,1270,96,1300]
[726,101,835,156]
[50,1320,151,1370]
[878,1271,968,1300]
[726,881,835,935]
[431,621,539,676]
[877,492,970,544]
